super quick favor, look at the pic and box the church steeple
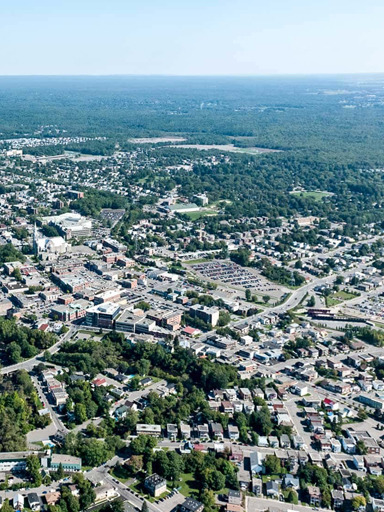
[33,222,39,256]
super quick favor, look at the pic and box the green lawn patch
[335,290,358,300]
[111,465,132,483]
[290,190,332,201]
[262,474,281,483]
[325,296,341,307]
[178,473,199,496]
[183,210,217,221]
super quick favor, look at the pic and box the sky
[1,0,383,76]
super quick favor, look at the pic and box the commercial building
[359,394,384,410]
[48,454,82,472]
[85,303,121,329]
[189,304,219,327]
[41,212,92,240]
[0,451,42,472]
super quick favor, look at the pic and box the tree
[351,496,366,510]
[141,502,149,512]
[356,440,368,455]
[12,267,22,281]
[286,489,298,504]
[27,454,42,486]
[307,295,315,307]
[74,403,87,424]
[373,475,384,495]
[137,301,150,312]
[262,295,270,304]
[357,408,368,420]
[56,463,65,480]
[264,454,281,475]
[217,310,231,327]
[129,455,144,473]
[251,406,273,436]
[321,488,331,509]
[245,289,251,301]
[0,499,14,512]
[73,473,96,509]
[136,358,151,376]
[207,469,226,491]
[6,342,22,364]
[166,451,184,484]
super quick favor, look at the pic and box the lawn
[262,474,281,483]
[290,190,332,201]
[184,258,211,264]
[178,473,199,496]
[335,290,358,300]
[183,210,217,221]
[111,464,132,483]
[325,296,341,307]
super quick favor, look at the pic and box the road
[0,326,75,375]
[85,465,172,512]
[30,374,69,434]
[246,496,330,512]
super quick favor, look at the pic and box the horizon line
[0,71,384,79]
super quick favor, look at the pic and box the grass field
[335,290,358,300]
[183,210,217,221]
[111,465,132,483]
[325,296,342,307]
[290,190,332,201]
[184,258,211,264]
[178,473,197,496]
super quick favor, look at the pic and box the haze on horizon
[1,0,383,77]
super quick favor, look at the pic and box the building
[13,494,24,510]
[167,424,178,441]
[85,303,121,329]
[49,454,82,472]
[33,225,69,260]
[0,451,43,472]
[189,304,219,327]
[307,486,321,506]
[180,423,191,439]
[41,212,92,240]
[179,498,204,512]
[249,451,264,474]
[136,424,162,437]
[252,478,262,496]
[27,493,41,511]
[144,474,167,497]
[266,480,279,498]
[359,394,384,410]
[228,425,239,440]
[228,490,241,505]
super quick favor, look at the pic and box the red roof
[38,324,49,331]
[92,378,106,386]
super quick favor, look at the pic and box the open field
[290,190,333,201]
[183,210,217,221]
[166,143,281,154]
[128,137,186,143]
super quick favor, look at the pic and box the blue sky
[1,0,383,75]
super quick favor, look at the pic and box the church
[33,225,69,260]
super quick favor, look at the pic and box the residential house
[265,480,280,499]
[307,486,321,507]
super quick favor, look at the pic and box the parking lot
[155,491,185,512]
[191,260,285,297]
